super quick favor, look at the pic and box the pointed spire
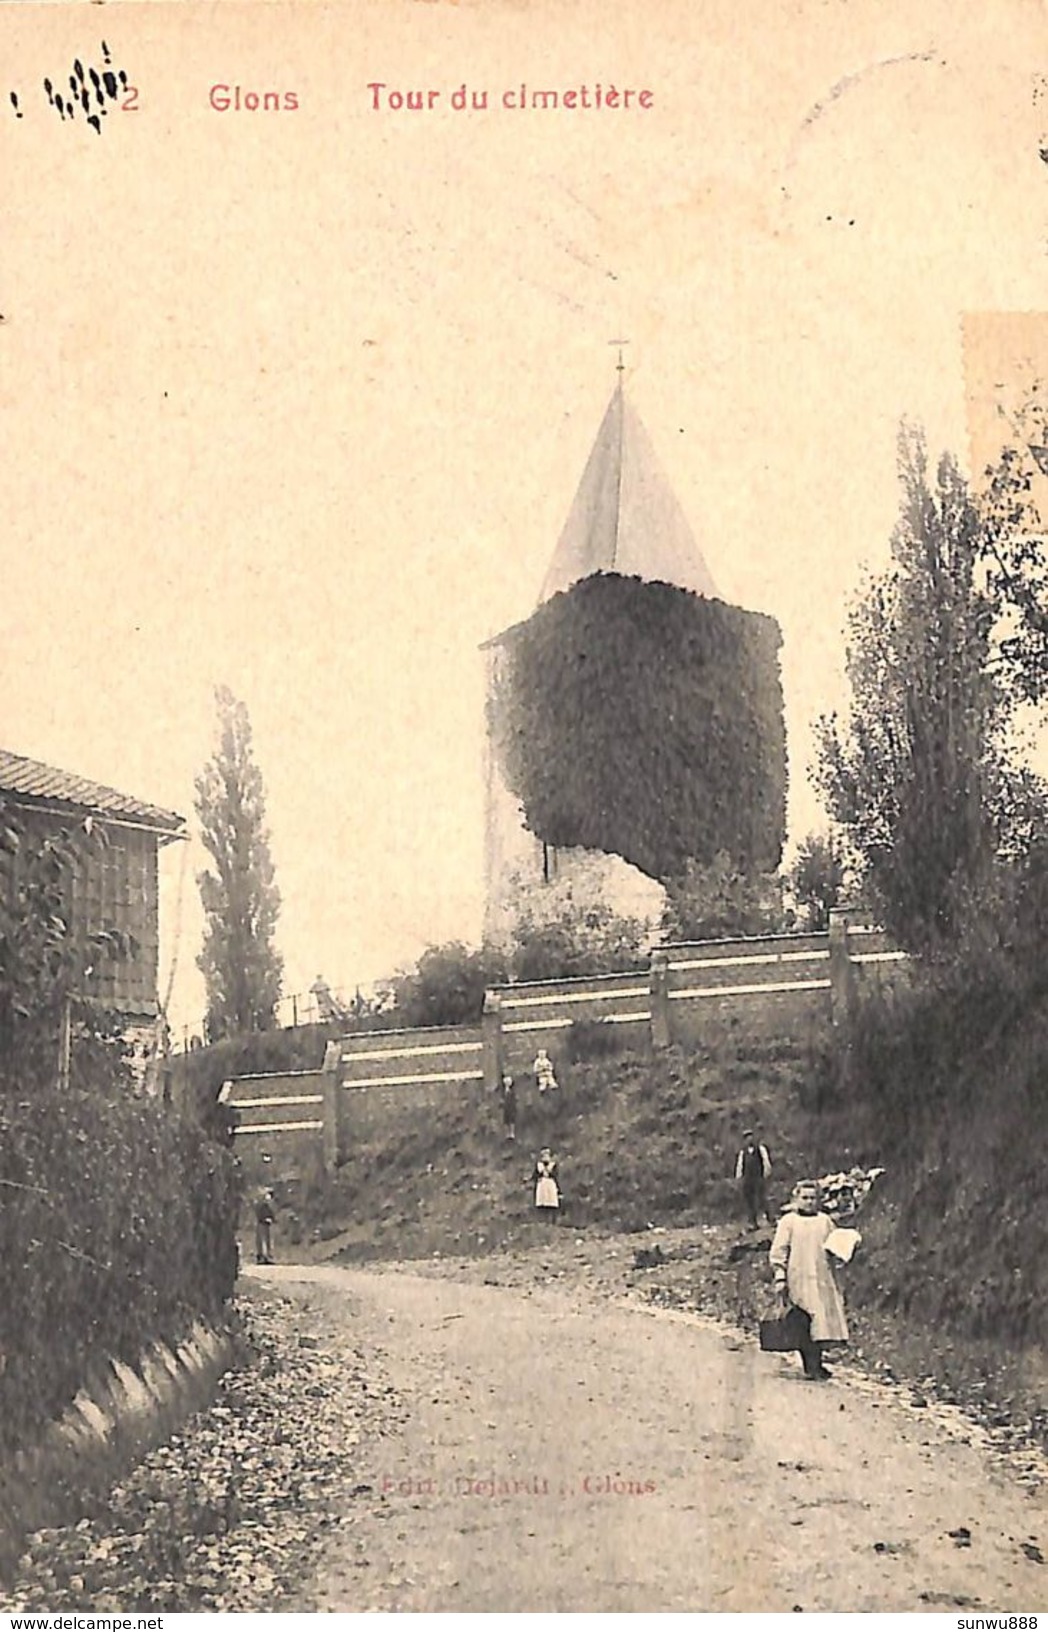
[539,375,718,604]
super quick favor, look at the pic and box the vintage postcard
[2,0,1048,1616]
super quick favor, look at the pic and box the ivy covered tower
[483,373,785,950]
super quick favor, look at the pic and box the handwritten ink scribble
[6,42,133,133]
[10,40,129,129]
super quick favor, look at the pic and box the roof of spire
[538,377,718,604]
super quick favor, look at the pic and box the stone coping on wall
[337,1021,487,1045]
[490,966,650,995]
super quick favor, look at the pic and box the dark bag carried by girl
[758,1304,810,1353]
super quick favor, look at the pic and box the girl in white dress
[769,1180,849,1380]
[533,1147,560,1222]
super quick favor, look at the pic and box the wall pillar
[828,908,858,1094]
[828,908,857,1027]
[649,949,671,1050]
[320,1039,343,1170]
[482,989,503,1090]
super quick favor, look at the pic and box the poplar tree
[815,425,1024,953]
[195,688,283,1040]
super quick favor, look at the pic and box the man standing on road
[254,1187,276,1264]
[734,1129,773,1228]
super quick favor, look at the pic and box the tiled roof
[0,749,185,836]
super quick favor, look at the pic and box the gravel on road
[4,1244,1046,1614]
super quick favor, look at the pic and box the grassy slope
[844,1002,1048,1351]
[284,1013,1048,1444]
[291,1030,869,1259]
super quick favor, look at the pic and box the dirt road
[265,1262,1046,1613]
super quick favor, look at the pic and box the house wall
[15,808,161,1018]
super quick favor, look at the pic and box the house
[0,748,186,1050]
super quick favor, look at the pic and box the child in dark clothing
[501,1073,517,1141]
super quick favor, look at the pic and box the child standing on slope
[532,1147,561,1222]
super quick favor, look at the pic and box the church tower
[482,374,722,949]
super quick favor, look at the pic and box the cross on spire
[609,337,629,375]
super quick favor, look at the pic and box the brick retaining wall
[334,1024,486,1153]
[222,914,907,1170]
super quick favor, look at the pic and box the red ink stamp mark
[366,81,654,113]
[378,1470,660,1498]
[209,84,300,112]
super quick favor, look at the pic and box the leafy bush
[662,852,786,941]
[509,901,648,982]
[565,1017,627,1063]
[490,574,786,882]
[0,799,239,1457]
[840,937,1043,1141]
[787,832,847,932]
[171,1022,341,1121]
[0,1082,239,1457]
[389,942,508,1030]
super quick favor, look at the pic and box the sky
[3,0,1048,1035]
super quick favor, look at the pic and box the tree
[788,832,846,932]
[978,391,1048,706]
[509,901,649,982]
[661,851,785,942]
[815,424,1038,953]
[195,688,283,1040]
[388,942,507,1029]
